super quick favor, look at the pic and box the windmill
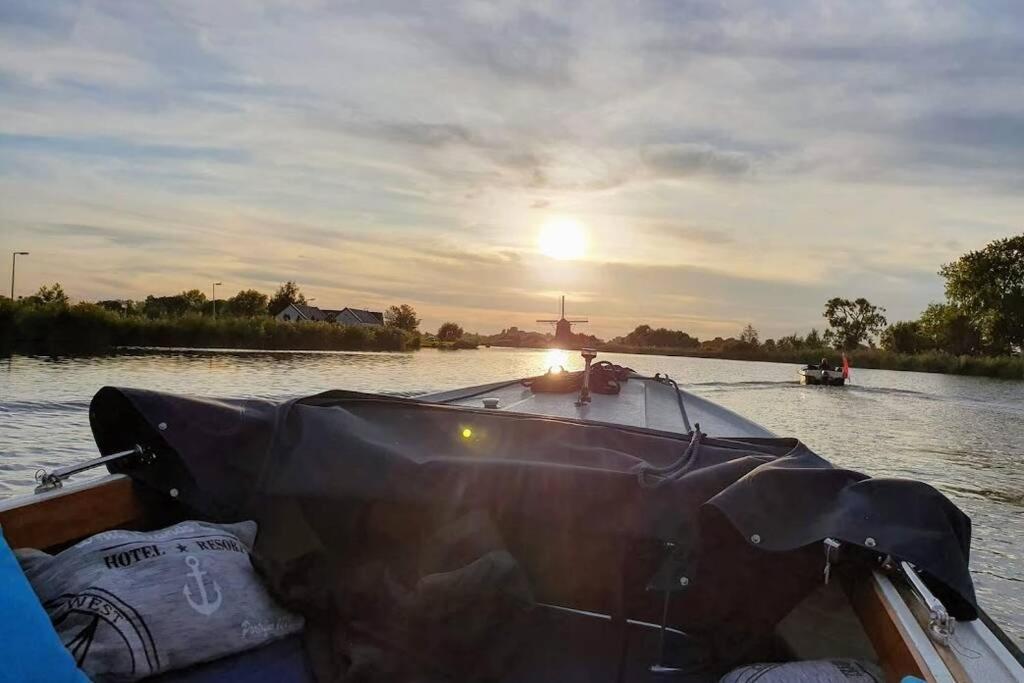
[537,295,588,344]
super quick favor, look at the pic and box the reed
[0,300,419,354]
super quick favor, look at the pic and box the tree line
[610,235,1024,360]
[14,280,433,332]
[0,281,432,354]
[7,274,493,353]
[877,236,1023,355]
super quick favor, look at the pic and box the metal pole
[10,251,28,300]
[212,281,221,318]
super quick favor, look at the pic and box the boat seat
[146,635,314,683]
[146,605,721,683]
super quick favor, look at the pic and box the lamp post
[212,282,222,318]
[10,251,29,300]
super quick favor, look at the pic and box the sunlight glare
[538,217,587,260]
[543,348,570,373]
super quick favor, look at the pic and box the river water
[2,348,1022,642]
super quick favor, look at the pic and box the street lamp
[10,251,29,300]
[212,282,222,318]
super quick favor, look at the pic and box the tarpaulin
[89,387,976,680]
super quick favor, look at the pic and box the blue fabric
[148,635,314,683]
[0,527,90,683]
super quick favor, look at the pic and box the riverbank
[4,301,1020,378]
[0,302,419,354]
[595,343,1024,379]
[420,338,479,350]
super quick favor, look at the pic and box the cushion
[721,659,883,682]
[0,526,89,683]
[147,634,314,683]
[17,520,303,682]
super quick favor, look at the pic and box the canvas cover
[88,387,977,681]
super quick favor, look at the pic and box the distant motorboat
[800,363,846,386]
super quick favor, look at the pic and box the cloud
[642,143,753,179]
[2,1,1024,337]
[0,133,248,163]
[34,222,172,247]
[659,225,734,245]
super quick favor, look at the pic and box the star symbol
[176,544,189,553]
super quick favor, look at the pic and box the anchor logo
[183,555,222,616]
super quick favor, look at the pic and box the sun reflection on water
[542,348,570,373]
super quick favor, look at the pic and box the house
[334,307,385,327]
[275,303,332,322]
[275,303,383,327]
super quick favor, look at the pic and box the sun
[538,217,586,260]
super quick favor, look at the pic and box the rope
[636,424,704,488]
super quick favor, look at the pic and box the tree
[739,324,760,346]
[143,295,184,318]
[34,283,69,306]
[384,304,420,332]
[437,321,464,341]
[880,321,931,354]
[776,333,804,351]
[805,328,823,347]
[822,298,887,350]
[268,282,306,316]
[226,289,269,317]
[95,299,140,315]
[918,303,983,355]
[940,234,1024,352]
[179,289,207,313]
[141,291,206,318]
[621,324,698,349]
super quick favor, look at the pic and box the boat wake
[0,398,92,414]
[688,380,796,391]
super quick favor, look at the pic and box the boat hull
[800,369,846,386]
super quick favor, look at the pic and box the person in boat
[820,358,831,372]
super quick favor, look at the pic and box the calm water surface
[2,348,1022,642]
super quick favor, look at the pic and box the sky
[2,1,1023,339]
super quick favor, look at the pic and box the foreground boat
[2,352,1022,682]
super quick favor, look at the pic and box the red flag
[842,354,850,379]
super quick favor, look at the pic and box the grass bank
[0,301,420,354]
[596,343,1024,379]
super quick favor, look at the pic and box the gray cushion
[18,520,303,682]
[721,660,884,683]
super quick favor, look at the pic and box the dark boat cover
[89,387,976,682]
